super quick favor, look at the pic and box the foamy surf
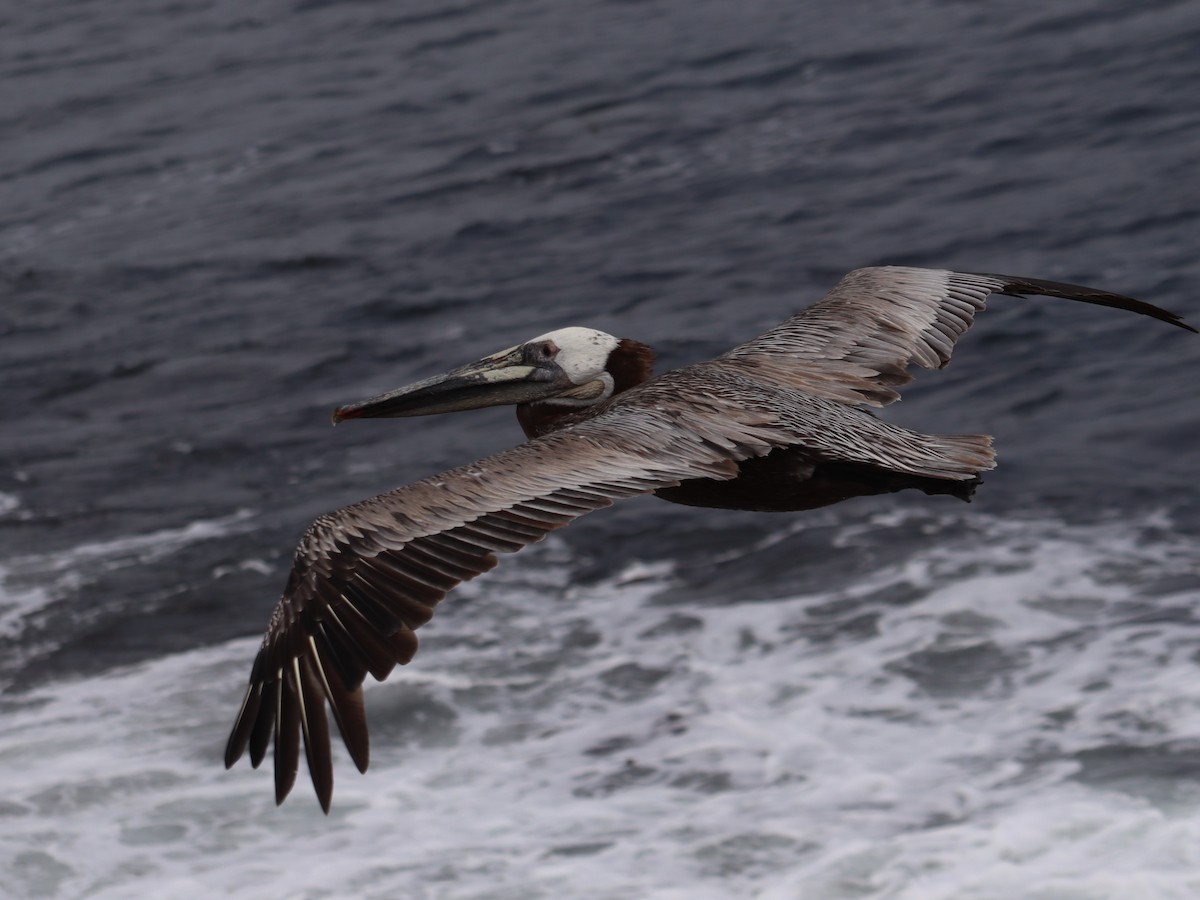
[1,509,1197,897]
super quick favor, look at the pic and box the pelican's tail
[821,430,994,506]
[916,431,997,480]
[772,392,996,484]
[821,429,994,505]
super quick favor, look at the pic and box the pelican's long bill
[332,346,566,422]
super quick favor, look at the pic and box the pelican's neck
[606,338,656,394]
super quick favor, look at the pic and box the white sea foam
[1,511,1198,898]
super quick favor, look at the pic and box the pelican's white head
[521,327,621,407]
[529,327,621,385]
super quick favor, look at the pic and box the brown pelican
[225,266,1194,811]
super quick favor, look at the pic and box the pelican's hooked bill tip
[331,405,359,425]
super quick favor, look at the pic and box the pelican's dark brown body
[658,450,981,511]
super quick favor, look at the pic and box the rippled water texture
[2,0,1199,896]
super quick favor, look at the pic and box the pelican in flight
[225,266,1194,811]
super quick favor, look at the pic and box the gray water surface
[2,0,1199,896]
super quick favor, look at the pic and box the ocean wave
[1,510,1197,898]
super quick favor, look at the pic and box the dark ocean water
[2,0,1199,897]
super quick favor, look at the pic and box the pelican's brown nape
[224,266,1196,812]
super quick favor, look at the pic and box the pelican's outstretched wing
[225,350,1000,811]
[226,405,764,812]
[720,267,1195,407]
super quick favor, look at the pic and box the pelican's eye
[527,340,559,363]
